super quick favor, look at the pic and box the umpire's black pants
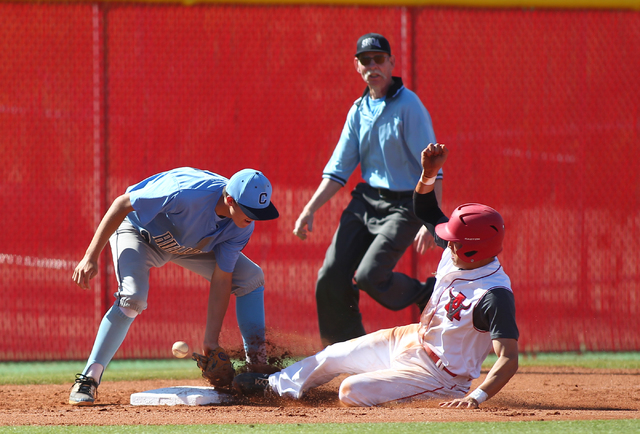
[316,183,433,347]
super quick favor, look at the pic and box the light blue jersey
[125,167,253,273]
[323,77,441,191]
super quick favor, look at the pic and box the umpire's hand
[293,212,314,240]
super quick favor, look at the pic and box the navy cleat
[232,372,273,397]
[69,373,99,406]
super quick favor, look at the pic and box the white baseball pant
[270,323,471,407]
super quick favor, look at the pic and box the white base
[130,386,235,406]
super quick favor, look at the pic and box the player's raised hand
[72,257,99,289]
[293,212,314,240]
[420,143,449,177]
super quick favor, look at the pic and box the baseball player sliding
[69,168,279,406]
[233,144,519,408]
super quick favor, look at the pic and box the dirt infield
[1,367,639,426]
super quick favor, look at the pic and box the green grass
[492,351,640,370]
[2,352,639,385]
[1,421,640,433]
[0,359,202,385]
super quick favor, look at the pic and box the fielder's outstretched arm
[203,264,233,355]
[72,193,134,289]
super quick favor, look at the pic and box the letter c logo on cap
[259,192,268,205]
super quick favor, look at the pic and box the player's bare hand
[201,341,220,357]
[72,257,99,289]
[439,397,479,409]
[413,225,436,254]
[421,143,449,177]
[293,213,314,240]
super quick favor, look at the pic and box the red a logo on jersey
[445,289,471,321]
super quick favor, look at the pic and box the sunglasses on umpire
[357,54,388,66]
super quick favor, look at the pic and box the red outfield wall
[1,3,638,360]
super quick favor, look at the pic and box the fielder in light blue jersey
[69,168,279,406]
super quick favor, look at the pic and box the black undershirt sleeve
[413,190,449,249]
[473,288,519,340]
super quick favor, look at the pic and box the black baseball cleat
[69,373,99,406]
[232,372,273,397]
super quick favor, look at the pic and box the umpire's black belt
[376,187,414,201]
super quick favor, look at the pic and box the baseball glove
[192,347,235,388]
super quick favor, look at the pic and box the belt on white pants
[424,346,457,377]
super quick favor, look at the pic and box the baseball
[172,341,189,358]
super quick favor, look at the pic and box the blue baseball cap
[226,169,279,221]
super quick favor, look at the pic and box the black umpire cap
[355,33,391,56]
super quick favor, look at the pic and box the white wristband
[419,176,437,186]
[468,388,488,404]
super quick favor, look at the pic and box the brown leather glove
[192,347,235,388]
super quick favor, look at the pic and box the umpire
[293,33,442,346]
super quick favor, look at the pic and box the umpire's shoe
[232,373,274,397]
[69,374,99,406]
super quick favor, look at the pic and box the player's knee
[338,380,359,406]
[250,267,265,285]
[116,297,145,316]
[119,306,139,318]
[232,256,265,293]
[354,266,385,294]
[338,377,371,407]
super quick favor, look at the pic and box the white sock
[85,363,104,384]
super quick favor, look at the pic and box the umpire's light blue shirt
[125,167,253,273]
[323,77,441,191]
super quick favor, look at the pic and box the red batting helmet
[435,203,505,263]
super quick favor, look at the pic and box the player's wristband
[468,388,489,404]
[419,176,437,186]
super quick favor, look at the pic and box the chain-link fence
[1,3,638,360]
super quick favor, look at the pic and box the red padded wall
[413,9,640,352]
[1,3,638,360]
